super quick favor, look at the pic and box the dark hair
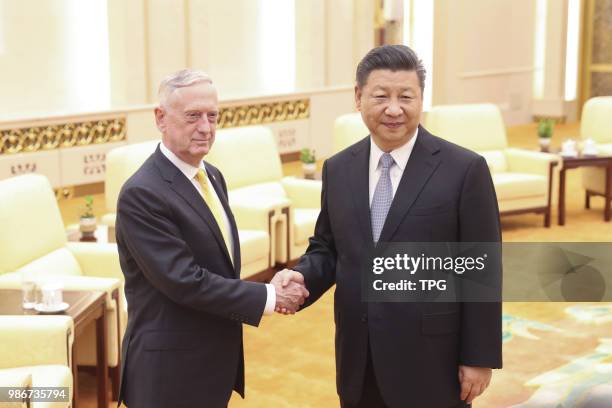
[355,45,426,93]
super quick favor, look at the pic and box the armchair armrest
[230,195,291,230]
[66,242,122,280]
[0,316,73,368]
[0,369,31,389]
[505,148,559,176]
[281,176,322,209]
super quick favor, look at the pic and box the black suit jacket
[116,146,267,408]
[294,127,502,408]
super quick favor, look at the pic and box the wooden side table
[558,155,612,225]
[0,289,109,408]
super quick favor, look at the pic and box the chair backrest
[424,103,509,172]
[332,112,370,154]
[105,140,159,212]
[581,96,612,144]
[0,174,67,274]
[206,126,283,190]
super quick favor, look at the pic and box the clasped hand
[271,269,308,314]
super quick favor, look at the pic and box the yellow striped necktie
[195,169,233,265]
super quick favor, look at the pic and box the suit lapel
[347,137,375,247]
[378,127,441,244]
[204,162,241,277]
[153,148,234,271]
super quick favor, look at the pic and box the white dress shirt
[159,142,275,315]
[369,128,419,206]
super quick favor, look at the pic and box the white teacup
[41,283,63,309]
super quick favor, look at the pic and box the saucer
[34,302,69,314]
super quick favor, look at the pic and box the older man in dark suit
[115,69,308,408]
[278,45,502,407]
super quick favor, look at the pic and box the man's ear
[354,86,362,111]
[154,107,166,133]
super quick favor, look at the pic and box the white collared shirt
[159,142,275,315]
[369,128,419,206]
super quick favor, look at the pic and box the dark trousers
[340,343,471,408]
[340,345,387,408]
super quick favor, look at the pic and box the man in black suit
[115,69,308,408]
[277,45,502,407]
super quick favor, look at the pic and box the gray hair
[158,69,213,107]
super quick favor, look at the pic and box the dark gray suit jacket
[116,146,267,408]
[294,127,503,408]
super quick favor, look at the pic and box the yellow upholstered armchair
[206,126,322,264]
[581,96,612,210]
[0,174,123,398]
[101,140,271,278]
[332,112,370,154]
[0,315,73,408]
[101,140,159,241]
[425,103,558,227]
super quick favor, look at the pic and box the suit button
[361,314,368,323]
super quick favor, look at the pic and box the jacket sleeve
[116,184,267,327]
[293,160,337,307]
[458,155,503,368]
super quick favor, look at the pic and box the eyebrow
[372,86,417,92]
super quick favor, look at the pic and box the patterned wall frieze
[218,98,310,128]
[0,118,126,155]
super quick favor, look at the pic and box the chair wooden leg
[544,208,551,228]
[585,191,591,209]
[111,365,120,401]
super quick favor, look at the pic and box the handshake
[270,269,309,314]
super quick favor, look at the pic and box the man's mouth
[383,122,403,129]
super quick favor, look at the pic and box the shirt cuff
[263,283,276,315]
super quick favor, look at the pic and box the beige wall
[0,0,111,118]
[0,0,579,125]
[433,0,578,124]
[433,0,537,125]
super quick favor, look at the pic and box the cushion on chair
[206,126,284,190]
[581,96,612,144]
[582,167,608,195]
[0,175,67,275]
[333,112,370,154]
[104,140,159,214]
[293,209,319,246]
[480,150,507,173]
[229,182,288,202]
[492,173,547,200]
[0,369,31,387]
[16,248,82,278]
[238,230,270,266]
[2,365,72,408]
[424,104,509,151]
[5,365,72,389]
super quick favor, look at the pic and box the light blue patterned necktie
[371,153,395,243]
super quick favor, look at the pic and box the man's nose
[197,117,212,133]
[385,99,402,116]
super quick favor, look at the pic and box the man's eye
[374,95,386,99]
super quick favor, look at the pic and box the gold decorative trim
[55,186,75,201]
[218,99,310,128]
[0,118,126,155]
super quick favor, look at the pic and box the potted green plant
[537,118,554,152]
[79,195,97,242]
[300,148,317,179]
